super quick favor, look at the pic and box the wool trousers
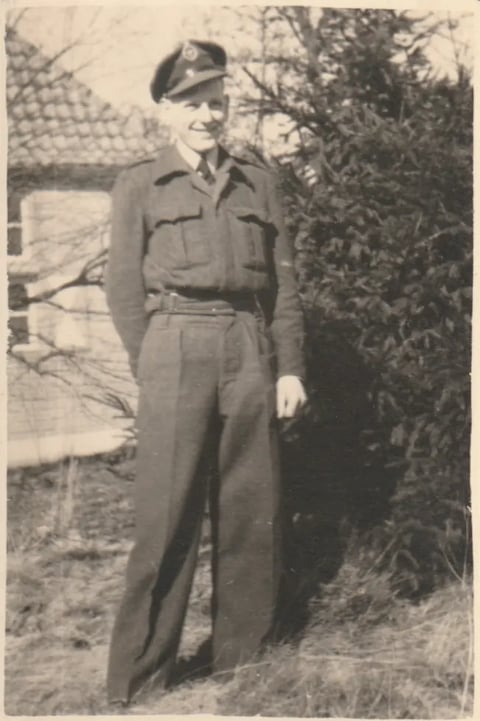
[107,310,281,703]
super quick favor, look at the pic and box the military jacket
[106,144,305,379]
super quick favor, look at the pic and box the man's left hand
[276,375,307,419]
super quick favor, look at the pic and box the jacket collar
[151,143,254,189]
[151,144,191,182]
[215,146,255,188]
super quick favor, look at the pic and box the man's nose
[197,102,214,122]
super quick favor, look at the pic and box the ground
[5,454,474,717]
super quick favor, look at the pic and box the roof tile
[56,103,71,120]
[77,122,91,138]
[72,103,87,122]
[7,28,168,169]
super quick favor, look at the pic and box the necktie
[197,156,215,185]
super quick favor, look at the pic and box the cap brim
[166,68,228,98]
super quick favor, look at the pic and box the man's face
[164,79,229,154]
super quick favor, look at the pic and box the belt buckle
[253,292,264,318]
[167,292,179,312]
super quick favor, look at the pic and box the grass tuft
[6,457,474,717]
[219,560,473,718]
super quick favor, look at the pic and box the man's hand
[276,375,307,419]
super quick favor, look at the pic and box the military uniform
[105,41,305,705]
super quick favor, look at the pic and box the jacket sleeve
[265,172,306,380]
[105,169,149,378]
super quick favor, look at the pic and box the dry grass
[5,456,474,717]
[220,565,473,718]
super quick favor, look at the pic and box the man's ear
[160,97,176,120]
[158,98,176,138]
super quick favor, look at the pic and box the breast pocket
[152,202,209,268]
[228,207,273,271]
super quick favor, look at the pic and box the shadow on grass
[274,316,401,641]
[169,638,213,686]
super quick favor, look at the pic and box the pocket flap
[154,202,202,224]
[229,206,271,225]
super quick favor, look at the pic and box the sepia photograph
[4,3,474,716]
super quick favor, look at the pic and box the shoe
[108,698,129,713]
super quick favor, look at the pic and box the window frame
[7,194,40,353]
[7,195,33,261]
[8,280,39,352]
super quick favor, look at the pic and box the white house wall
[8,188,137,467]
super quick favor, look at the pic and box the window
[7,192,35,260]
[8,192,24,257]
[8,224,22,256]
[8,280,36,349]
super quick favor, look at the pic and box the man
[105,39,307,706]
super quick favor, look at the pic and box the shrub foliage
[242,9,472,595]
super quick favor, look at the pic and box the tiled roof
[7,28,168,168]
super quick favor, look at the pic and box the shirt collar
[175,139,218,174]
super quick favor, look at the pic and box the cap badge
[182,42,198,62]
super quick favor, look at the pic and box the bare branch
[275,7,305,48]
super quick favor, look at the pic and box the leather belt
[145,289,263,317]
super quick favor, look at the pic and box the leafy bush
[242,9,472,595]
